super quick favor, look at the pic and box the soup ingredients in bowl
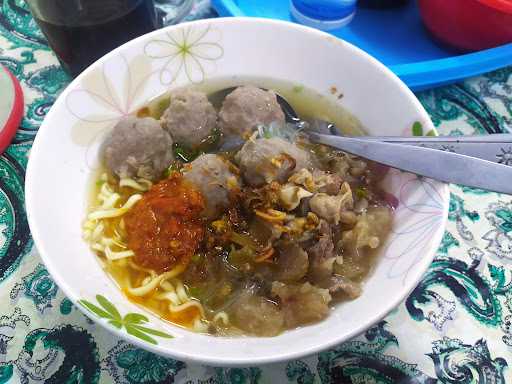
[219,85,286,137]
[161,89,218,148]
[102,116,174,181]
[83,83,393,337]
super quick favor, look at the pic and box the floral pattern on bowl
[79,295,173,345]
[382,169,447,282]
[144,25,224,85]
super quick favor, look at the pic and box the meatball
[235,137,311,187]
[183,154,241,220]
[161,89,217,148]
[102,116,173,181]
[219,85,286,137]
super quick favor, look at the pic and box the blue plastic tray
[212,0,512,90]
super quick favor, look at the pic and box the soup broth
[84,80,392,336]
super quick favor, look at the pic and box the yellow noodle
[112,258,129,268]
[105,247,134,261]
[128,260,157,276]
[160,280,175,291]
[100,238,115,246]
[156,291,181,306]
[91,222,104,241]
[169,300,205,317]
[98,183,114,201]
[127,264,186,296]
[119,178,152,191]
[192,318,209,333]
[157,279,190,306]
[101,237,127,249]
[91,243,105,252]
[101,193,121,209]
[87,194,142,220]
[112,239,128,249]
[213,312,229,325]
[175,281,189,303]
[83,220,96,231]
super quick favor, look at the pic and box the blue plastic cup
[290,0,357,30]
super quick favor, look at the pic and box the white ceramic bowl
[25,17,449,366]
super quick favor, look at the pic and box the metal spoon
[208,86,512,193]
[209,86,512,166]
[309,132,512,194]
[304,118,512,165]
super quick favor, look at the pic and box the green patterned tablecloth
[1,1,512,383]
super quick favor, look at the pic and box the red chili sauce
[124,173,205,273]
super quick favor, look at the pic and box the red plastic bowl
[418,0,512,52]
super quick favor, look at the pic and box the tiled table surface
[0,1,511,383]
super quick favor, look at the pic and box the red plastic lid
[0,65,23,153]
[477,0,512,14]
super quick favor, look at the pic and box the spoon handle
[340,134,512,164]
[358,133,512,143]
[382,141,512,165]
[309,133,512,194]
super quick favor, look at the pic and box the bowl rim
[475,0,512,14]
[25,16,450,366]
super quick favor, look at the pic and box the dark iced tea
[28,0,159,77]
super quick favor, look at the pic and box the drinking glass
[155,0,193,26]
[26,0,193,77]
